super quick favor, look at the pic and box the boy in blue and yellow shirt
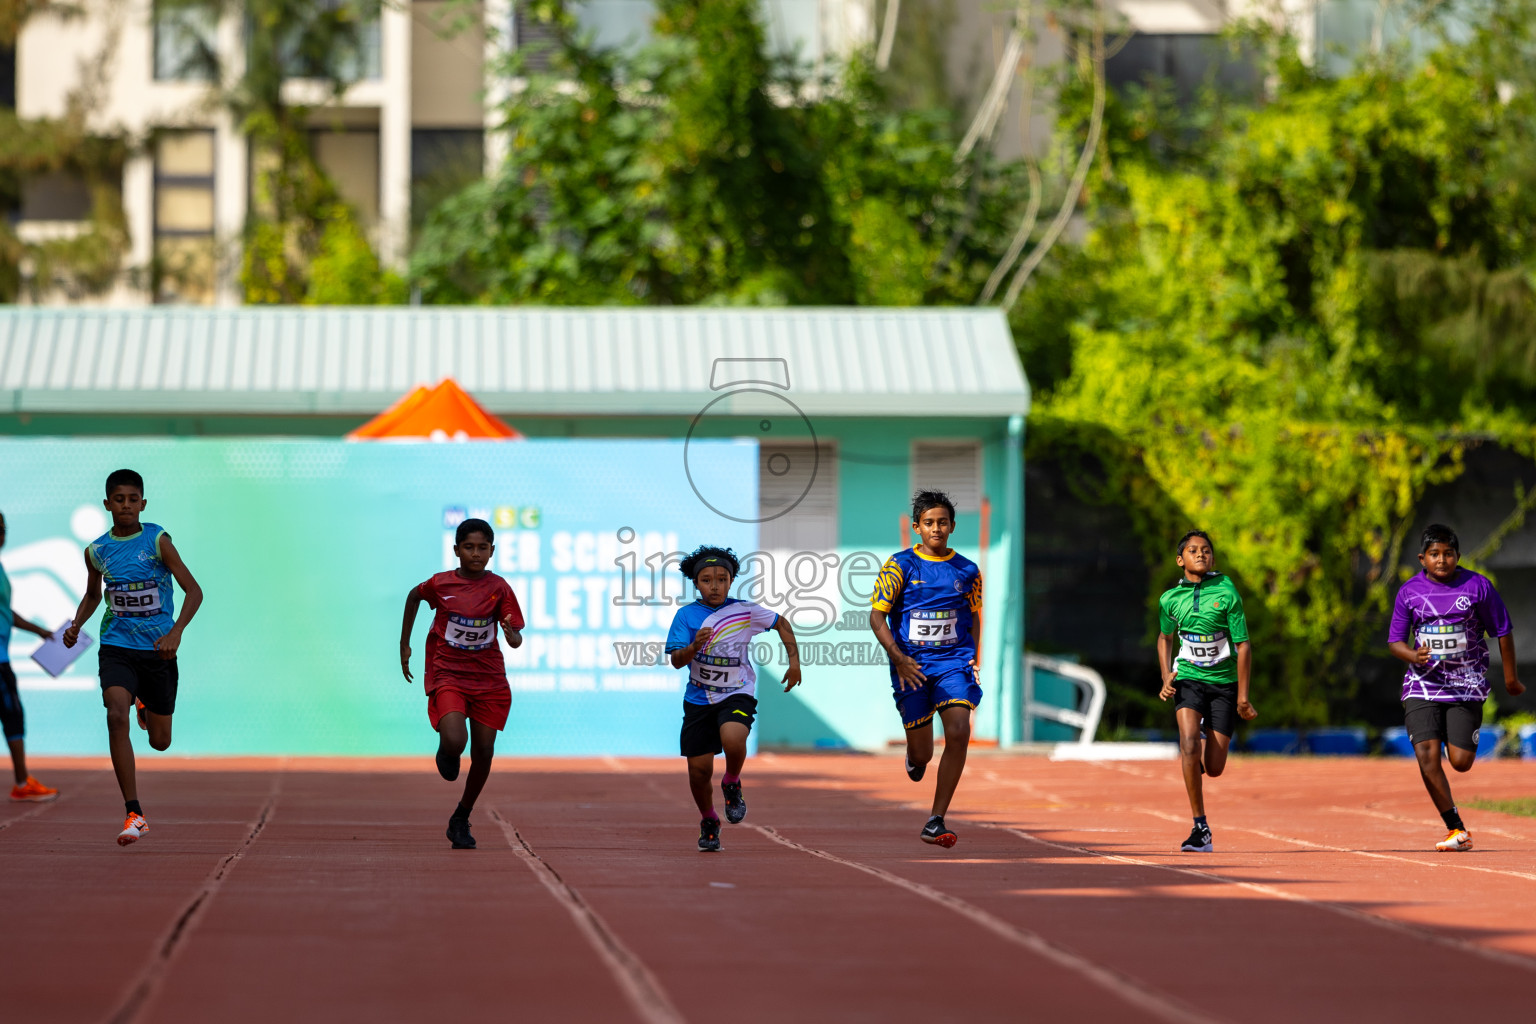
[870,490,983,848]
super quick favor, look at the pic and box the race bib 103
[444,614,496,650]
[1178,631,1231,668]
[105,581,163,618]
[907,609,961,647]
[1417,624,1470,661]
[691,654,745,692]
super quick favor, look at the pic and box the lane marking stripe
[981,821,1536,974]
[1328,805,1536,844]
[1135,806,1536,883]
[490,809,684,1024]
[109,776,283,1024]
[1084,763,1536,883]
[746,823,1226,1024]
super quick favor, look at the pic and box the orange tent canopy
[347,378,524,441]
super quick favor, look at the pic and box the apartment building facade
[5,0,1400,307]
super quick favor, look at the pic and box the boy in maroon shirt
[400,518,524,849]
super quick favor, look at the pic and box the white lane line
[980,821,1536,974]
[1135,806,1536,883]
[1334,805,1536,843]
[746,823,1227,1024]
[490,810,684,1024]
[1078,761,1536,883]
[110,775,283,1024]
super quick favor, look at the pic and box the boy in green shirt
[1156,530,1257,852]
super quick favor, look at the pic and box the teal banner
[0,439,757,755]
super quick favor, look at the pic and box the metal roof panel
[0,307,1029,418]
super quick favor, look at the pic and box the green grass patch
[1467,796,1536,818]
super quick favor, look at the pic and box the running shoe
[905,757,926,782]
[721,778,747,824]
[1180,823,1213,852]
[1435,828,1473,852]
[135,697,148,731]
[921,816,957,848]
[446,814,476,849]
[117,812,149,846]
[698,816,722,852]
[9,776,58,802]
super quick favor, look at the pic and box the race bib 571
[691,654,744,692]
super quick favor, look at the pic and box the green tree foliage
[1022,10,1536,724]
[410,0,1026,305]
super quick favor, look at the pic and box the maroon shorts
[428,684,512,732]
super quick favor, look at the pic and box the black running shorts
[1173,677,1237,737]
[1403,697,1482,751]
[99,644,179,716]
[679,694,757,757]
[0,663,24,741]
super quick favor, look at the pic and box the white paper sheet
[30,620,94,678]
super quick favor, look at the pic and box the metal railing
[1021,653,1106,746]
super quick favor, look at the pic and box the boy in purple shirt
[1388,524,1524,852]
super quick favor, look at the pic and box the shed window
[759,441,838,552]
[911,441,982,513]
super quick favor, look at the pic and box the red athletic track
[5,753,1536,1023]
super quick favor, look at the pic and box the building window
[154,1,218,81]
[154,130,217,304]
[759,441,838,552]
[411,128,485,230]
[314,129,381,225]
[271,0,382,81]
[911,441,982,513]
[1105,34,1258,105]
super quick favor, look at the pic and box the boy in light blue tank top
[63,469,204,846]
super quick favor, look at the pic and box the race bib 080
[1178,631,1231,667]
[907,610,960,647]
[1417,624,1470,661]
[106,581,162,618]
[445,614,496,650]
[691,654,744,692]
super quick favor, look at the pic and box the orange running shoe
[117,812,149,846]
[1435,828,1473,852]
[135,698,148,731]
[9,776,58,802]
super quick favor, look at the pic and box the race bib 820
[106,581,163,618]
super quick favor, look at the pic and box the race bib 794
[445,614,496,650]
